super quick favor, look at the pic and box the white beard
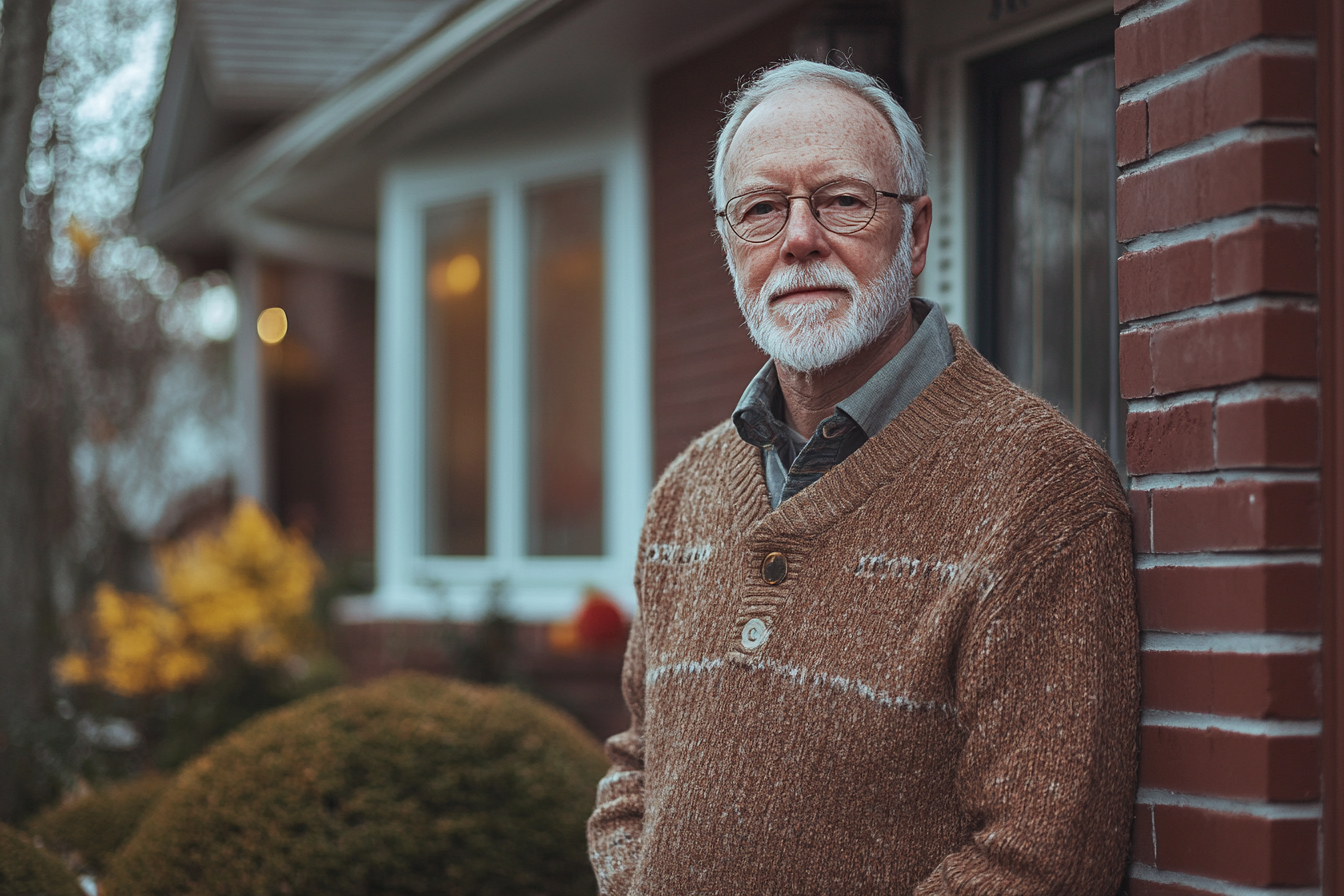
[731,221,914,374]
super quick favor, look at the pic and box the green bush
[26,775,167,875]
[103,672,607,896]
[0,823,83,896]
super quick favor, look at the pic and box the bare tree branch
[0,0,61,821]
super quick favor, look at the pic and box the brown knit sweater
[588,326,1140,896]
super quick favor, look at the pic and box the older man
[588,60,1139,896]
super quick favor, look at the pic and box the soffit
[903,0,1105,63]
[188,0,465,113]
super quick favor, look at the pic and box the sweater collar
[722,324,1003,534]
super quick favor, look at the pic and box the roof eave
[137,0,569,255]
[220,0,570,214]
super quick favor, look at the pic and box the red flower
[575,591,626,649]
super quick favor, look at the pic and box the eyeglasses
[717,178,919,243]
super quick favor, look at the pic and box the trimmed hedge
[26,775,167,875]
[0,823,83,896]
[103,673,607,895]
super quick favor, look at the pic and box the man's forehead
[724,84,898,187]
[745,82,874,121]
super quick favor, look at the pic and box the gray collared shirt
[732,298,956,508]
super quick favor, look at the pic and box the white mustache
[761,263,859,304]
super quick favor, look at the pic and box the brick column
[1113,0,1322,892]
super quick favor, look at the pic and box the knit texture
[587,326,1140,896]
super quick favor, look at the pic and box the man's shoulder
[971,367,1111,462]
[652,420,742,495]
[637,421,749,545]
[930,336,1128,514]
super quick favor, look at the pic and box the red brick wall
[333,622,627,740]
[326,275,376,556]
[647,7,806,474]
[1114,0,1322,890]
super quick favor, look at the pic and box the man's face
[721,84,916,372]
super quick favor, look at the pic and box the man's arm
[916,512,1141,896]
[587,608,647,896]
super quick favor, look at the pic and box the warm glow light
[429,253,481,300]
[257,307,288,344]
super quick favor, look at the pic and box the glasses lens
[727,192,788,242]
[812,180,879,234]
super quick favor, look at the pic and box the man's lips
[769,287,847,305]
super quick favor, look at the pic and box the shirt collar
[836,298,956,437]
[732,359,785,451]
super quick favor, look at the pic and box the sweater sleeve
[587,604,647,895]
[914,511,1140,896]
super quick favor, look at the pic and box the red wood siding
[265,263,375,557]
[1318,0,1344,887]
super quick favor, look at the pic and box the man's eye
[746,200,778,217]
[832,194,860,208]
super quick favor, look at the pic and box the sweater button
[741,618,769,650]
[762,551,787,584]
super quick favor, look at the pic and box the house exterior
[137,0,1342,890]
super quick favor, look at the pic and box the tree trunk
[0,0,58,822]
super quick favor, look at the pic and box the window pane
[425,197,490,556]
[527,177,604,556]
[994,55,1121,464]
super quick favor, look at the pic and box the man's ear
[907,195,933,280]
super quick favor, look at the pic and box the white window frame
[372,107,651,621]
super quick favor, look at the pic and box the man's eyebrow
[728,174,871,197]
[728,181,785,196]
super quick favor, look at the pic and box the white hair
[711,59,928,222]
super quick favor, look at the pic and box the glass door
[974,16,1124,469]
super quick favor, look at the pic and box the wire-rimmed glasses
[717,178,919,243]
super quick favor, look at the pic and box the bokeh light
[197,283,238,342]
[257,307,288,344]
[428,253,481,301]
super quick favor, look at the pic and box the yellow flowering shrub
[55,585,210,696]
[157,499,320,664]
[56,500,323,697]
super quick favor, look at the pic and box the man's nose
[779,196,831,262]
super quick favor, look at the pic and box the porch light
[257,307,288,344]
[429,253,480,301]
